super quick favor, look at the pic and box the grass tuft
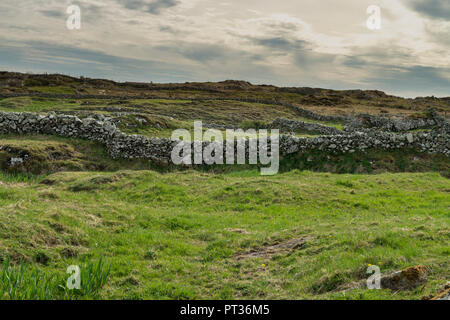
[0,257,111,300]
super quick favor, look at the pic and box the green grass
[280,149,450,175]
[29,86,76,95]
[0,92,448,300]
[0,169,448,299]
[293,116,344,130]
[0,257,111,299]
[0,135,157,174]
[0,97,80,113]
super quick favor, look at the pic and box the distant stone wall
[344,110,445,132]
[269,118,341,135]
[204,118,341,135]
[1,93,447,127]
[0,92,348,122]
[0,112,448,165]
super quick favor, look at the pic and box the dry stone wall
[280,126,449,157]
[0,111,448,165]
[344,110,445,132]
[269,118,342,135]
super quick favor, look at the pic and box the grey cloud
[1,38,448,97]
[150,41,276,83]
[225,34,450,96]
[249,36,333,68]
[425,22,450,46]
[1,0,449,98]
[256,36,450,96]
[0,39,273,84]
[156,42,264,63]
[252,37,307,51]
[293,50,336,70]
[364,65,450,97]
[343,46,414,67]
[0,40,191,82]
[40,9,65,18]
[159,25,182,35]
[79,3,105,23]
[117,0,179,14]
[40,3,104,23]
[329,46,450,96]
[405,0,450,20]
[336,46,450,96]
[428,29,450,46]
[247,36,311,62]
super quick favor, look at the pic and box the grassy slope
[2,72,449,116]
[0,96,344,138]
[0,169,448,299]
[0,135,154,174]
[0,76,448,300]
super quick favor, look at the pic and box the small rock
[381,265,428,291]
[406,133,414,143]
[9,157,24,167]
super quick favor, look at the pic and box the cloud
[0,40,191,82]
[364,64,450,97]
[155,41,264,63]
[116,0,179,14]
[405,0,450,20]
[249,36,338,72]
[40,9,65,18]
[0,0,448,97]
[251,37,307,51]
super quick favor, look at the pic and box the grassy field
[0,168,449,299]
[0,74,448,300]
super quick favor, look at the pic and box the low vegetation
[0,257,111,299]
[0,72,448,300]
[0,135,153,174]
[0,169,448,299]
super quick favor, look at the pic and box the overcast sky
[0,0,449,97]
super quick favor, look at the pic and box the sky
[0,0,449,97]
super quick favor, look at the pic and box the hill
[1,71,449,117]
[0,71,448,300]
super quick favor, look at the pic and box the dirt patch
[40,177,58,185]
[225,228,251,234]
[0,181,28,188]
[234,237,313,260]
